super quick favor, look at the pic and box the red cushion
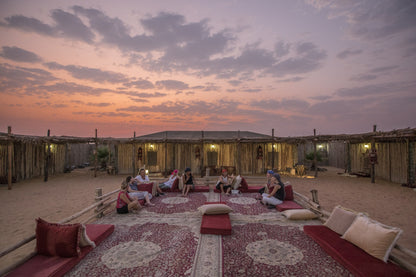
[284,184,294,200]
[276,201,303,211]
[200,214,232,235]
[171,178,179,192]
[304,225,413,277]
[36,218,81,257]
[193,186,210,192]
[137,182,153,193]
[8,224,114,277]
[240,177,249,192]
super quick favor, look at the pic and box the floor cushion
[276,201,303,211]
[7,224,114,277]
[200,214,232,235]
[304,225,413,277]
[161,178,180,192]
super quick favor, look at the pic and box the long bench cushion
[276,201,303,211]
[303,225,413,277]
[7,224,114,277]
[193,186,210,192]
[200,214,232,235]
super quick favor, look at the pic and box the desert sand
[0,166,415,270]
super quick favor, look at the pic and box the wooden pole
[132,131,136,176]
[7,126,12,190]
[314,129,318,178]
[164,131,168,178]
[201,131,204,177]
[95,188,103,218]
[271,129,275,171]
[44,129,50,182]
[94,129,98,178]
[371,125,376,183]
[237,130,241,175]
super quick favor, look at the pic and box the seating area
[304,205,414,277]
[199,202,232,235]
[7,223,114,277]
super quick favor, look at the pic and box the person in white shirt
[135,168,164,196]
[159,169,179,190]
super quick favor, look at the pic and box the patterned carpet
[66,191,353,277]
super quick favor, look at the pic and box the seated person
[260,174,285,209]
[135,168,164,196]
[159,169,179,191]
[182,167,195,197]
[216,169,235,195]
[126,176,155,206]
[116,181,141,214]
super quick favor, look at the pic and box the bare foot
[146,203,155,206]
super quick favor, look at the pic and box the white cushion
[342,215,402,262]
[198,204,233,215]
[282,209,318,220]
[324,205,358,235]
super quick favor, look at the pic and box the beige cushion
[342,215,402,262]
[282,209,318,220]
[198,204,233,215]
[324,205,358,235]
[233,175,242,190]
[79,224,96,248]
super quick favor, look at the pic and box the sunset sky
[0,0,415,138]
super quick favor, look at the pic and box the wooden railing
[0,187,120,276]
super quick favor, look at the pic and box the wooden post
[7,126,12,190]
[201,131,204,177]
[408,139,415,185]
[371,125,376,183]
[132,131,136,176]
[271,129,275,171]
[237,130,241,175]
[164,131,168,178]
[94,129,98,178]
[44,129,50,182]
[314,129,318,178]
[95,188,103,218]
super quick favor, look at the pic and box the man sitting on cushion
[216,168,235,195]
[260,174,285,209]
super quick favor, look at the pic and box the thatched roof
[0,128,415,144]
[135,131,272,143]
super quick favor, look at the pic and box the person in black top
[182,167,194,196]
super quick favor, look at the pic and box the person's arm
[268,184,280,197]
[120,192,132,204]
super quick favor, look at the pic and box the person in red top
[116,181,142,214]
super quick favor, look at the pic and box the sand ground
[0,166,415,270]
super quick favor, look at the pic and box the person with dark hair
[260,173,285,209]
[182,167,194,197]
[126,175,154,206]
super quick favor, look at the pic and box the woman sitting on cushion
[216,168,235,195]
[126,176,155,206]
[260,174,285,209]
[116,181,141,214]
[159,169,179,191]
[182,167,195,197]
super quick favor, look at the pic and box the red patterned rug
[222,223,353,276]
[68,223,198,276]
[146,192,209,214]
[220,193,271,215]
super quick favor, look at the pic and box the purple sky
[0,0,415,138]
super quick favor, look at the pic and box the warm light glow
[318,145,323,149]
[150,144,154,150]
[364,144,370,148]
[210,144,215,150]
[145,169,149,175]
